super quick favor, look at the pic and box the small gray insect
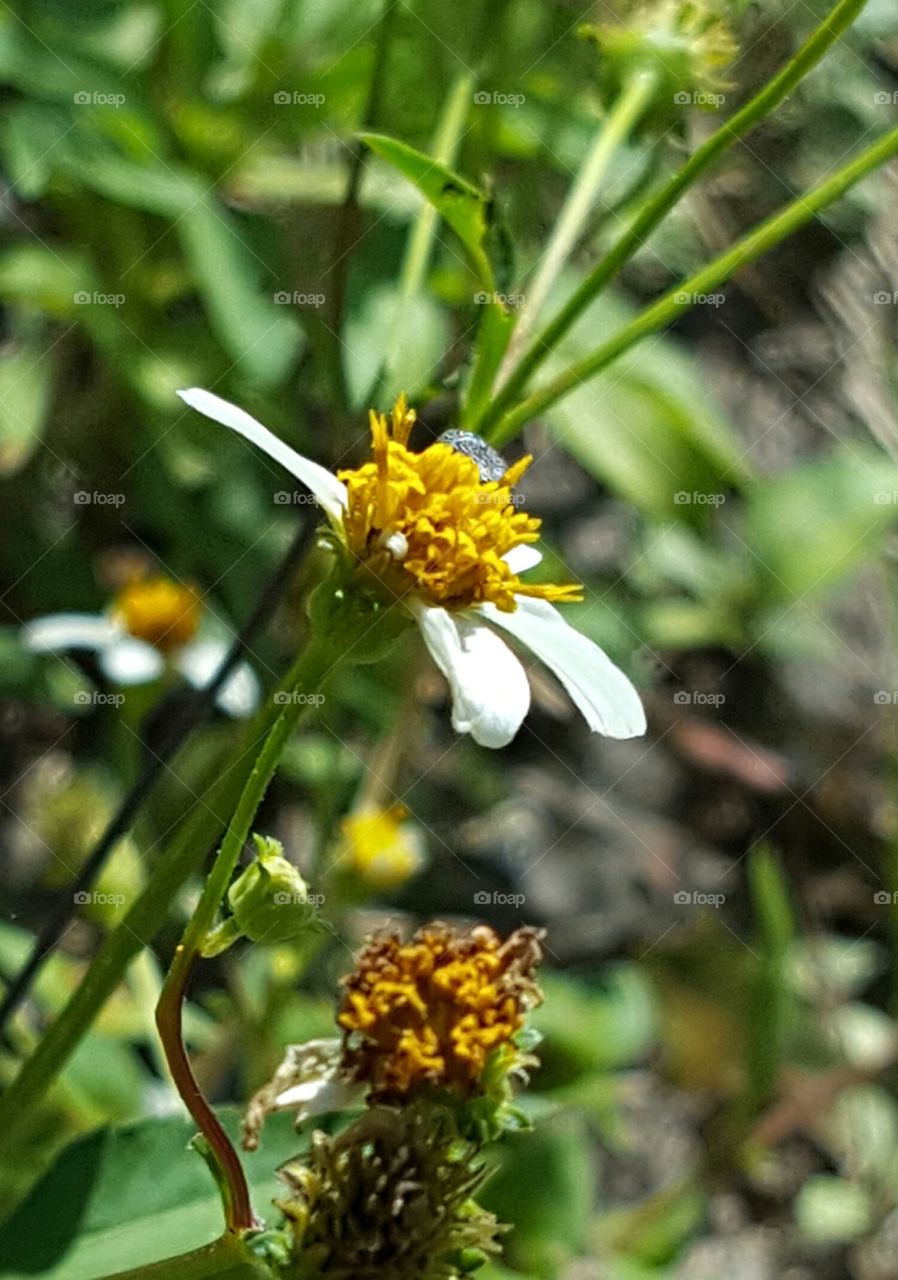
[437,429,508,483]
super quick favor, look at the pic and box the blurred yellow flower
[338,804,423,890]
[113,575,201,652]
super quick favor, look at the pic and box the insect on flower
[178,389,647,747]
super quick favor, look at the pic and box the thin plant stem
[0,644,313,1153]
[496,70,656,385]
[376,68,476,397]
[474,0,871,436]
[486,121,898,446]
[0,519,316,1044]
[100,1235,270,1280]
[155,629,336,1232]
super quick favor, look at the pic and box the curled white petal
[100,637,165,685]
[482,597,646,739]
[504,544,543,574]
[242,1038,361,1150]
[177,388,348,524]
[414,603,530,749]
[176,639,260,719]
[25,613,122,654]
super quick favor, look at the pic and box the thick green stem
[101,1235,271,1280]
[475,0,870,436]
[496,70,656,385]
[155,630,335,1232]
[487,122,898,445]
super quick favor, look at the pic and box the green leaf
[359,133,496,287]
[543,290,750,521]
[744,446,898,602]
[531,966,658,1084]
[0,1111,304,1278]
[0,347,52,476]
[481,1116,594,1278]
[176,200,300,387]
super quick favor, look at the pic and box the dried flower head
[338,923,543,1101]
[278,1104,501,1279]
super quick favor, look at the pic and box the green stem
[377,68,475,396]
[487,122,898,445]
[156,631,335,1233]
[496,70,656,386]
[476,0,871,436]
[101,1234,271,1280]
[0,653,310,1154]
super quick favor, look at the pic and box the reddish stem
[155,946,254,1232]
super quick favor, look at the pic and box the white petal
[100,637,165,685]
[482,597,646,739]
[414,604,530,749]
[504,544,543,574]
[24,613,121,653]
[177,388,348,524]
[176,639,260,719]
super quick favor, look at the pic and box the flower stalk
[475,0,872,437]
[486,120,898,446]
[496,69,656,386]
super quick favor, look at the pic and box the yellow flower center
[338,924,542,1100]
[338,805,422,890]
[337,397,581,613]
[113,575,202,652]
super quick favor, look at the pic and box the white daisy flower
[25,573,260,720]
[178,388,646,748]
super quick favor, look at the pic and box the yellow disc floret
[337,397,581,613]
[113,575,202,652]
[338,923,542,1100]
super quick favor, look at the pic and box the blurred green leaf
[0,1110,304,1277]
[359,133,496,287]
[745,447,898,602]
[482,1115,594,1278]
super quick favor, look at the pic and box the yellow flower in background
[179,389,647,748]
[112,575,202,652]
[25,571,259,718]
[337,804,424,890]
[338,923,543,1100]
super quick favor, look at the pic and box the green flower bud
[201,836,320,956]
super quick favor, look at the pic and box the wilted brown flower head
[337,923,543,1101]
[278,1104,501,1280]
